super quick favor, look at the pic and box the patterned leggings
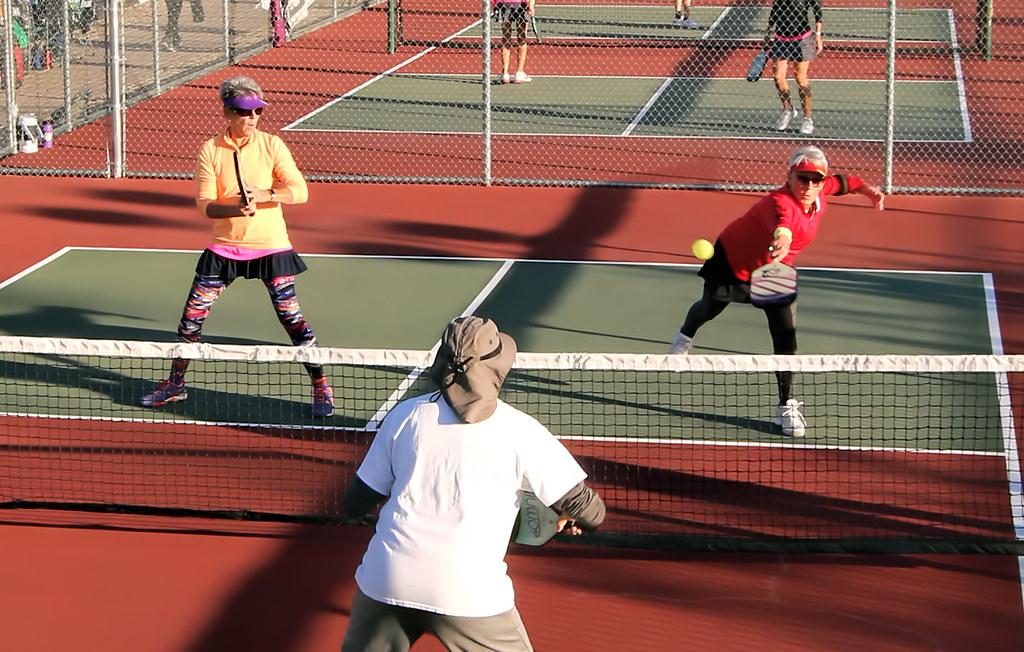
[169,274,325,382]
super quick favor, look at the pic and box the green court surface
[0,249,1002,450]
[456,5,953,42]
[296,75,966,141]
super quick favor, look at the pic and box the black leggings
[681,284,797,403]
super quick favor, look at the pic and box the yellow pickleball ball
[691,238,714,261]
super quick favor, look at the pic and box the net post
[976,0,993,61]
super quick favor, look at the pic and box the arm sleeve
[344,475,388,519]
[549,482,606,531]
[811,0,823,24]
[271,136,308,204]
[826,174,864,196]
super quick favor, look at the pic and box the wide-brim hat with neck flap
[426,316,517,423]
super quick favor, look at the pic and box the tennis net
[2,336,1022,552]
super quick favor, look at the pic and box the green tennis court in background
[294,75,967,141]
[0,248,1002,451]
[451,5,955,42]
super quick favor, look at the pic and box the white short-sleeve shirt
[354,394,587,617]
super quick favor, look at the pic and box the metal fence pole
[224,0,231,61]
[62,1,71,133]
[152,0,162,93]
[2,0,16,150]
[882,0,896,193]
[482,0,492,185]
[108,0,124,177]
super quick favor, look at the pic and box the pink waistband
[774,30,813,42]
[209,244,291,260]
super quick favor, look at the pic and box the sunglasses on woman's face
[231,107,264,117]
[795,172,825,185]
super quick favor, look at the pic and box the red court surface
[1,176,1024,650]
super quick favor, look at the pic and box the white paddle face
[750,262,798,307]
[513,492,560,546]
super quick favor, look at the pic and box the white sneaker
[775,107,798,131]
[513,71,532,83]
[673,16,701,28]
[773,399,806,437]
[799,117,814,135]
[500,73,511,84]
[668,332,693,354]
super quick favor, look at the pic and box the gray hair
[219,76,264,105]
[788,145,828,172]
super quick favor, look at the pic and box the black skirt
[194,249,308,282]
[697,240,752,304]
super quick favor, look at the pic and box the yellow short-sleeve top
[195,129,309,249]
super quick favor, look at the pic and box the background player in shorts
[672,0,700,29]
[667,146,885,437]
[342,316,605,651]
[494,0,536,84]
[766,0,823,135]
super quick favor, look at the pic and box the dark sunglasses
[231,107,264,117]
[795,172,825,184]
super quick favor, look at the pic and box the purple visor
[225,94,269,110]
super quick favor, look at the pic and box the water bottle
[41,120,53,149]
[16,114,41,154]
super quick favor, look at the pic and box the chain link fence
[1,0,1021,193]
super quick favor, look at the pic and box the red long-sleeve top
[719,174,863,281]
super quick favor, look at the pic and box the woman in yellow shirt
[141,76,333,418]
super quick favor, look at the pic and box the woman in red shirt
[668,145,884,436]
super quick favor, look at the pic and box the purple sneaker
[312,384,334,418]
[140,380,187,407]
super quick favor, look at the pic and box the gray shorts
[771,33,817,62]
[342,587,534,652]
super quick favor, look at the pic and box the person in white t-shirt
[341,315,606,651]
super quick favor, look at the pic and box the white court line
[5,249,1015,461]
[702,6,730,38]
[56,247,1002,276]
[362,259,517,429]
[983,273,1024,604]
[397,73,954,82]
[946,8,973,143]
[621,77,674,136]
[558,435,1006,456]
[290,73,969,143]
[280,19,484,130]
[0,411,345,432]
[54,247,1000,276]
[0,247,73,291]
[275,126,969,144]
